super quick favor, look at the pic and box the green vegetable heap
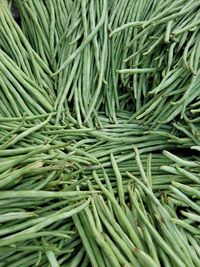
[0,0,200,266]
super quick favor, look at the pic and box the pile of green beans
[0,114,199,266]
[1,0,198,125]
[0,0,200,266]
[73,149,200,267]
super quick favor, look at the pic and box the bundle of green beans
[1,0,199,125]
[0,0,200,266]
[73,149,200,267]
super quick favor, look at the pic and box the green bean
[164,20,173,43]
[117,68,158,74]
[83,256,91,267]
[46,250,60,267]
[67,247,85,267]
[0,211,36,223]
[141,224,160,266]
[169,186,200,213]
[0,190,94,199]
[172,219,200,235]
[110,153,125,206]
[110,21,144,37]
[191,146,200,151]
[176,167,200,184]
[181,211,200,222]
[187,234,200,258]
[163,150,199,167]
[172,181,200,199]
